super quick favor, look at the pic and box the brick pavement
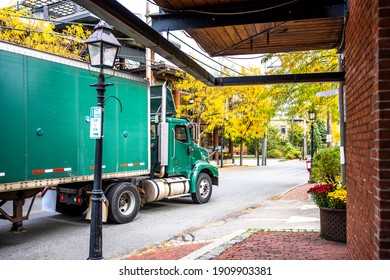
[212,231,347,260]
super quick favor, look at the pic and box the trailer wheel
[191,173,212,204]
[106,182,140,224]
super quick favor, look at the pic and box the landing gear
[0,189,41,232]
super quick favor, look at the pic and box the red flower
[307,184,334,195]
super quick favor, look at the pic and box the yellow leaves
[263,50,339,125]
[0,7,90,60]
[225,84,274,142]
[175,68,276,144]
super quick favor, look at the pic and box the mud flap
[41,189,56,212]
[85,195,109,223]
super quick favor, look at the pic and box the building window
[280,125,287,135]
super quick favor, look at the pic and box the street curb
[282,182,309,195]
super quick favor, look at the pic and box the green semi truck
[0,41,218,231]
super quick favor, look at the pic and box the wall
[345,0,390,259]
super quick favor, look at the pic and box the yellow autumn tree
[223,67,276,164]
[0,6,90,60]
[174,72,228,146]
[264,50,339,142]
[175,66,277,164]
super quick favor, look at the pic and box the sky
[0,0,266,76]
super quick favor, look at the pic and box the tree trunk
[239,138,243,166]
[229,139,234,164]
[196,116,201,145]
[261,135,267,166]
[291,119,295,146]
[255,140,260,166]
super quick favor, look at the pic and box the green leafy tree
[263,125,285,158]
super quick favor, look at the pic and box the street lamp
[309,110,316,122]
[85,20,121,260]
[309,110,316,183]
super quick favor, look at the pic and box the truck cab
[148,84,218,204]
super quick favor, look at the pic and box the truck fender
[189,163,219,193]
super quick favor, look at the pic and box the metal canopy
[215,72,345,86]
[72,0,345,86]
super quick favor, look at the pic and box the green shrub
[282,142,294,155]
[282,142,301,160]
[311,146,341,184]
[268,149,283,158]
[285,153,295,160]
[293,149,302,158]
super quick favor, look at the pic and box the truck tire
[191,173,212,204]
[106,182,140,224]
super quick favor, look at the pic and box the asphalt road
[0,159,308,260]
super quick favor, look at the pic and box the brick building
[345,0,390,259]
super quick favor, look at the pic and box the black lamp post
[309,110,316,183]
[85,20,120,260]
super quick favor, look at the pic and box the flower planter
[319,207,346,243]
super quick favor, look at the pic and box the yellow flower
[327,189,347,209]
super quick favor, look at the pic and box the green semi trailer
[0,41,218,231]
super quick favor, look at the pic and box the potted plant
[307,146,346,243]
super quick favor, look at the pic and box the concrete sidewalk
[118,183,348,260]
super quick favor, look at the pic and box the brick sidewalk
[212,231,347,260]
[279,182,313,200]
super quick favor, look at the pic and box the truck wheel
[191,173,212,204]
[106,182,140,224]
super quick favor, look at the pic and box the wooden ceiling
[151,0,346,56]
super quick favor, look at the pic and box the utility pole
[146,1,154,85]
[303,118,307,160]
[327,111,332,147]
